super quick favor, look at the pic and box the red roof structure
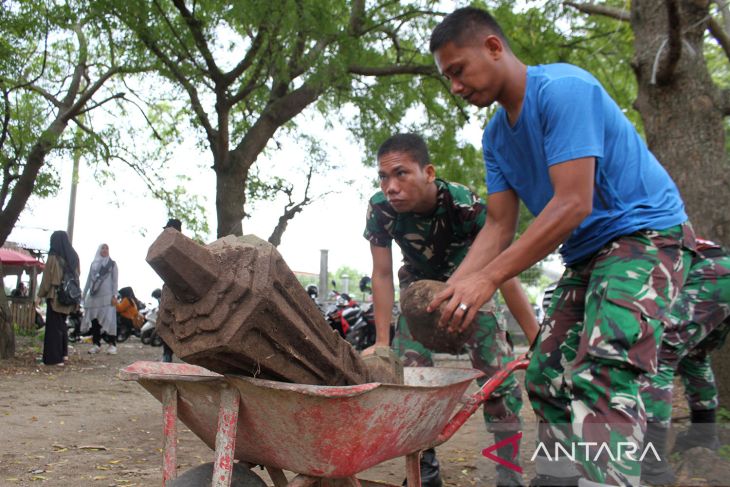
[0,247,44,272]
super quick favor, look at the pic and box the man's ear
[484,34,504,58]
[425,164,436,183]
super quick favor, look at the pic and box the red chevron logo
[481,431,523,473]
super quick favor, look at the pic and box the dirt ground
[0,334,728,487]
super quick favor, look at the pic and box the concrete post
[319,249,328,299]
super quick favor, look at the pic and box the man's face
[100,244,109,257]
[377,151,435,213]
[434,38,504,108]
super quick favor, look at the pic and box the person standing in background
[639,239,730,485]
[38,230,80,366]
[83,243,118,354]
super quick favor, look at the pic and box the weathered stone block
[400,279,477,354]
[146,230,372,386]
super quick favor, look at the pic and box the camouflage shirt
[364,179,486,287]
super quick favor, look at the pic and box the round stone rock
[399,279,476,354]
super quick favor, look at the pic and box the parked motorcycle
[116,287,146,343]
[324,279,378,352]
[344,301,377,351]
[140,288,163,347]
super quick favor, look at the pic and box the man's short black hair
[429,7,510,53]
[377,133,431,168]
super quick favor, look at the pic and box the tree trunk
[631,1,730,405]
[632,1,729,242]
[214,150,251,238]
[0,263,16,359]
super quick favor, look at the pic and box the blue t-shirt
[483,63,687,265]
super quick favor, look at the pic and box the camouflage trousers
[641,251,730,425]
[525,223,695,486]
[393,311,523,430]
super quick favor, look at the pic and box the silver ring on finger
[458,302,469,312]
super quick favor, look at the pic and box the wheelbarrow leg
[212,384,240,487]
[405,451,421,487]
[162,384,178,486]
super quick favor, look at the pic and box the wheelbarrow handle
[434,354,529,445]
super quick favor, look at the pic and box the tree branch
[654,0,682,86]
[171,0,224,84]
[231,82,323,168]
[151,0,208,75]
[64,66,129,121]
[223,30,265,83]
[25,85,63,108]
[60,25,88,108]
[136,30,217,150]
[349,0,366,35]
[0,89,10,154]
[75,92,126,116]
[71,117,113,161]
[228,78,263,107]
[709,16,730,63]
[360,8,444,36]
[287,0,307,79]
[563,1,630,21]
[0,161,18,211]
[268,165,315,247]
[11,14,51,92]
[114,96,166,142]
[348,64,437,76]
[291,38,332,79]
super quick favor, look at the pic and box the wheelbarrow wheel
[168,462,267,487]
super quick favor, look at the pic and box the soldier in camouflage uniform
[363,133,539,487]
[428,7,696,486]
[639,239,730,485]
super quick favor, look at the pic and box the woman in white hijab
[82,243,119,354]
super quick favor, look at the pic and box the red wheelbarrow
[119,355,528,487]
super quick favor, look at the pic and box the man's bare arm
[361,243,395,355]
[499,278,539,345]
[431,157,595,331]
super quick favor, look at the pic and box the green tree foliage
[100,0,501,241]
[0,2,121,243]
[0,0,209,242]
[330,265,368,295]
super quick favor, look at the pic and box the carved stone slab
[146,230,372,386]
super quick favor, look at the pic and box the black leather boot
[674,408,720,453]
[402,447,442,487]
[641,422,676,486]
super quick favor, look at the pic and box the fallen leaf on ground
[79,445,108,450]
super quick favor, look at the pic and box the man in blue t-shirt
[427,7,696,487]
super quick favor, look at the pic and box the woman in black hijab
[38,230,80,366]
